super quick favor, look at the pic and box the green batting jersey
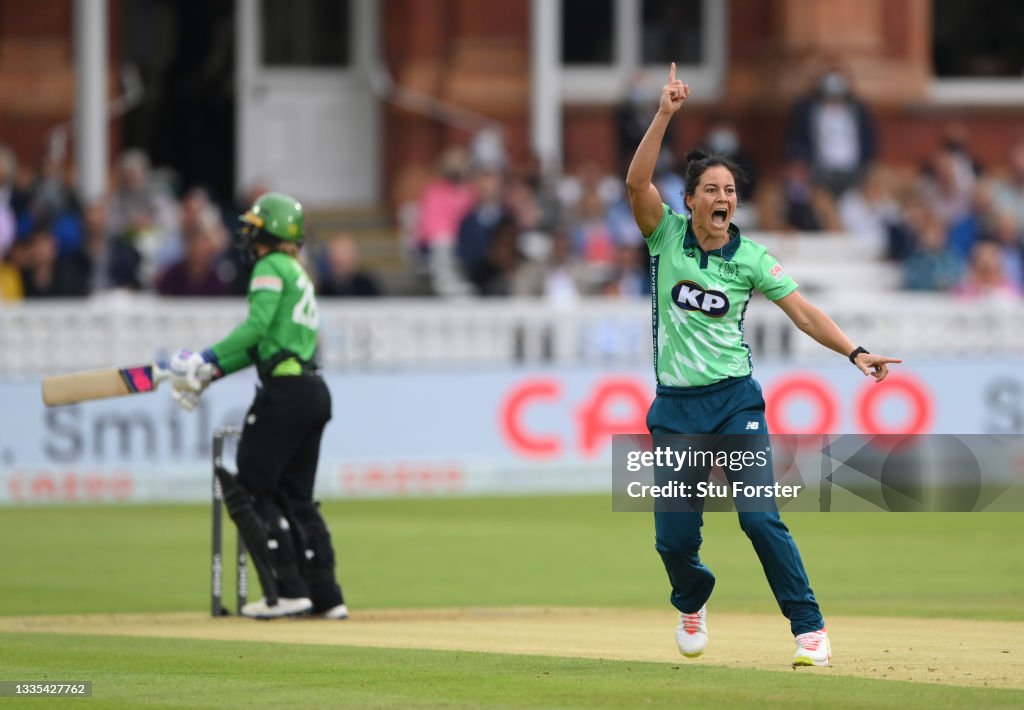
[208,251,320,376]
[645,204,797,387]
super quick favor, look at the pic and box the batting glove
[168,348,217,392]
[171,383,202,412]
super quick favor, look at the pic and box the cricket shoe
[240,597,313,619]
[320,603,349,620]
[792,627,832,667]
[676,605,708,658]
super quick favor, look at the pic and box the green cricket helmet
[238,192,305,257]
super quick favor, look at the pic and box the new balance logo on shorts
[745,422,759,430]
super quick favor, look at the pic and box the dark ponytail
[685,149,707,164]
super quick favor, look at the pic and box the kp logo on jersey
[671,280,730,317]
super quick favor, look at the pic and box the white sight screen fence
[1,294,1022,377]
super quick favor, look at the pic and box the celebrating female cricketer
[626,63,901,666]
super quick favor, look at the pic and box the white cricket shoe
[675,605,708,658]
[792,627,832,667]
[240,597,313,619]
[321,603,349,620]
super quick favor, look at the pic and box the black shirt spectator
[19,228,91,298]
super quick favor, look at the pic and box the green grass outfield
[3,633,1022,709]
[1,496,1022,708]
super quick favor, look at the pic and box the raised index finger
[669,62,676,82]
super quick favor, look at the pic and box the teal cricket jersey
[645,204,797,387]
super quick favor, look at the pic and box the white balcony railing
[1,292,1021,377]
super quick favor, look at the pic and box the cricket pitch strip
[1,607,1020,689]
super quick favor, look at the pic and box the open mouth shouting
[711,208,729,228]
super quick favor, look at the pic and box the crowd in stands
[2,65,1023,304]
[0,147,382,302]
[403,64,1023,303]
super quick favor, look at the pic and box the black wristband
[848,346,869,364]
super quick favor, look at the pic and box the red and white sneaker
[792,627,832,667]
[675,605,708,658]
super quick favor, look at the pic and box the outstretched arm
[626,62,689,236]
[774,290,902,382]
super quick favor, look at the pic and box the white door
[237,0,379,208]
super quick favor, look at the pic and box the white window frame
[929,79,1024,106]
[928,1,1024,105]
[560,0,727,104]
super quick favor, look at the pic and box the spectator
[570,188,620,287]
[19,227,91,298]
[991,138,1024,229]
[513,229,588,304]
[601,243,650,298]
[156,209,233,296]
[838,166,901,257]
[986,211,1024,290]
[781,159,841,232]
[468,217,521,297]
[108,149,179,287]
[506,170,556,264]
[0,145,21,256]
[0,237,30,301]
[921,148,974,228]
[172,187,215,256]
[507,154,562,235]
[77,199,121,294]
[456,167,512,279]
[318,233,381,297]
[54,199,143,297]
[937,121,983,178]
[414,145,476,296]
[902,215,965,292]
[946,180,996,260]
[23,152,83,254]
[109,149,177,237]
[557,161,622,216]
[106,229,145,291]
[956,241,1019,301]
[785,63,877,198]
[884,189,928,262]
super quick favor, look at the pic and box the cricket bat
[41,363,170,406]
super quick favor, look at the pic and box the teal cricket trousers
[646,376,825,635]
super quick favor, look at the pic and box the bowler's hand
[854,353,903,383]
[659,62,690,116]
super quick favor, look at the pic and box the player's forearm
[792,306,856,358]
[626,111,673,193]
[209,349,255,376]
[206,311,268,376]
